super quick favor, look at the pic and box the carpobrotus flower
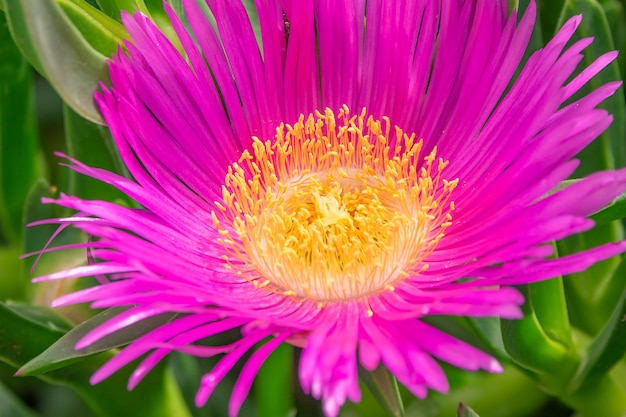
[34,0,626,416]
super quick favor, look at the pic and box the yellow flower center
[212,106,457,304]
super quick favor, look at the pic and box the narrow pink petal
[34,264,134,283]
[182,0,252,142]
[195,328,273,406]
[228,333,290,417]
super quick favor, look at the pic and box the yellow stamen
[213,106,457,302]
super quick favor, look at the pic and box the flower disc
[214,106,457,301]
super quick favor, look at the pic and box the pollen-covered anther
[213,106,457,302]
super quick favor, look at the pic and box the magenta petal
[228,333,289,417]
[195,328,273,406]
[34,264,134,282]
[76,305,171,349]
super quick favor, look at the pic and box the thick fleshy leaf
[85,0,185,51]
[94,0,185,43]
[1,0,44,74]
[19,307,180,376]
[0,302,192,417]
[501,286,580,391]
[144,0,184,20]
[465,317,509,360]
[359,365,405,417]
[143,0,184,48]
[457,403,480,417]
[0,11,38,244]
[0,302,72,369]
[95,0,150,20]
[561,373,626,417]
[526,276,574,349]
[57,0,128,57]
[425,316,505,359]
[3,0,108,124]
[558,222,624,334]
[568,257,626,391]
[591,191,626,225]
[255,343,294,417]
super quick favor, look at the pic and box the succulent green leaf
[19,307,180,376]
[462,261,571,366]
[0,302,72,369]
[526,276,574,349]
[465,317,509,360]
[6,302,74,334]
[0,302,192,417]
[558,221,623,334]
[562,373,626,417]
[590,191,626,226]
[568,257,626,391]
[501,286,580,394]
[425,316,507,360]
[95,0,150,20]
[0,10,38,245]
[359,365,405,417]
[57,0,128,57]
[2,0,45,75]
[143,0,184,49]
[4,0,108,124]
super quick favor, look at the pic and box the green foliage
[0,11,38,246]
[19,307,180,376]
[57,0,128,56]
[3,0,108,123]
[359,365,405,417]
[255,343,295,417]
[0,302,193,417]
[0,378,40,417]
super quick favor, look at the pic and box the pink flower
[35,1,626,416]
